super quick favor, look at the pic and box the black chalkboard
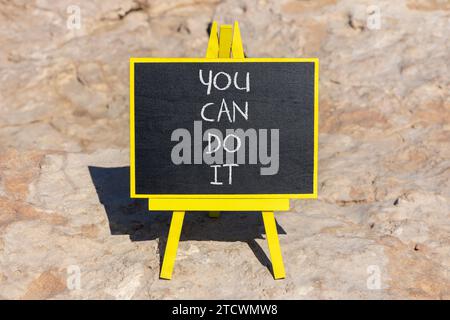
[130,58,318,198]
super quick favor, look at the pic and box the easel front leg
[262,211,286,279]
[160,211,185,280]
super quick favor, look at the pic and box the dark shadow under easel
[88,166,286,276]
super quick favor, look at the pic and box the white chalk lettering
[170,67,280,187]
[199,70,251,95]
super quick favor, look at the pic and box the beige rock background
[0,0,449,299]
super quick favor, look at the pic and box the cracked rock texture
[0,0,449,299]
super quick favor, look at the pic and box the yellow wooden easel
[152,21,288,280]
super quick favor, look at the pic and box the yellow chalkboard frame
[129,57,319,200]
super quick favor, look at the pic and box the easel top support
[206,21,245,59]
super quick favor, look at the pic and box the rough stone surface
[0,0,449,299]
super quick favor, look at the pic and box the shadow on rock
[88,166,286,276]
